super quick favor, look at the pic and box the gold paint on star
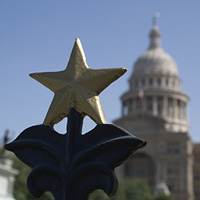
[30,38,126,126]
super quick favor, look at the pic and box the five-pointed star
[30,38,126,126]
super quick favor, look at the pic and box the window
[149,78,153,86]
[125,163,134,176]
[141,79,145,87]
[146,96,153,114]
[167,164,179,174]
[124,153,155,186]
[132,98,137,111]
[136,96,142,110]
[135,80,138,88]
[167,143,180,154]
[157,97,163,115]
[195,174,200,181]
[168,98,174,118]
[157,78,161,86]
[166,78,169,86]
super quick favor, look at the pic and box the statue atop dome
[149,13,161,49]
[153,12,160,26]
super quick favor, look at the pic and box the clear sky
[1,1,200,143]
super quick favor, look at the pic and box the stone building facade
[193,144,200,200]
[114,21,200,200]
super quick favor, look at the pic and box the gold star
[30,38,126,126]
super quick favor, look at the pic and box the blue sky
[1,1,200,142]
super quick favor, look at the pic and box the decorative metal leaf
[5,108,146,200]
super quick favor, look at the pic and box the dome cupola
[120,15,189,133]
[131,15,179,79]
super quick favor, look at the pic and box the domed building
[114,19,200,200]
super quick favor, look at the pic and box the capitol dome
[132,24,179,77]
[119,18,189,133]
[114,17,194,200]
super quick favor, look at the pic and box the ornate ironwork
[4,38,146,200]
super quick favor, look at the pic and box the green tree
[154,194,175,200]
[89,179,154,200]
[122,179,153,200]
[89,189,110,200]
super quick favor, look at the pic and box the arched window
[124,153,155,186]
[149,78,153,86]
[141,79,145,87]
[157,78,161,86]
[146,96,153,114]
[166,78,169,87]
[157,97,163,116]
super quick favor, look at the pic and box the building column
[184,102,188,122]
[180,101,184,120]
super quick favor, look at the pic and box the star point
[30,39,126,126]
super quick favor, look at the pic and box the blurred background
[1,1,200,200]
[0,0,200,141]
[1,1,200,142]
